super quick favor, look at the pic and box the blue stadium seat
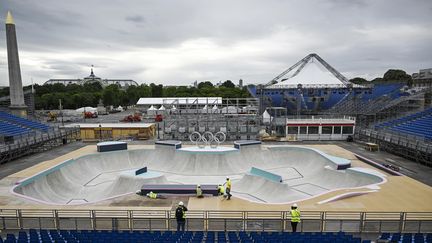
[0,230,376,243]
[375,108,432,141]
[0,111,50,132]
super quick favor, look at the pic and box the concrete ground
[0,141,431,213]
[1,139,431,187]
[10,144,386,205]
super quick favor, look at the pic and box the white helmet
[179,201,184,206]
[292,203,298,207]
[197,184,201,187]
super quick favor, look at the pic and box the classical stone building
[44,68,139,89]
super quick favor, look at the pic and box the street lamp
[99,124,102,141]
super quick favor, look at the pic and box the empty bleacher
[0,120,31,137]
[0,111,49,133]
[375,108,432,140]
[0,230,364,243]
[378,232,432,243]
[329,83,406,114]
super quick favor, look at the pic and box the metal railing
[1,209,431,233]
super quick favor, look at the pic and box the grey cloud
[0,0,431,86]
[125,15,145,23]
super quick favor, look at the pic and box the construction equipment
[84,111,98,119]
[47,111,58,122]
[120,114,142,122]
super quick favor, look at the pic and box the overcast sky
[0,0,431,86]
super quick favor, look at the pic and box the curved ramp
[12,145,385,205]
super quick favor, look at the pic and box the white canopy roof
[148,105,157,111]
[262,110,271,119]
[158,105,166,111]
[262,110,273,123]
[76,107,97,112]
[212,105,219,110]
[271,58,345,87]
[137,97,222,105]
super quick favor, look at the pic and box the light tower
[5,11,27,117]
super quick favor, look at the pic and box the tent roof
[271,58,345,87]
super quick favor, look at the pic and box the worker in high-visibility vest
[217,184,225,196]
[146,191,158,199]
[223,177,232,200]
[196,184,204,198]
[290,203,301,232]
[176,201,188,231]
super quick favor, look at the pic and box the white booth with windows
[286,116,355,141]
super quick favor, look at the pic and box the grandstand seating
[363,83,404,101]
[0,111,49,138]
[0,120,31,137]
[378,232,432,243]
[375,108,432,140]
[328,83,406,114]
[0,230,364,243]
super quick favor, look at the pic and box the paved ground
[11,145,385,204]
[264,140,432,187]
[1,139,431,186]
[0,142,87,180]
[1,142,432,212]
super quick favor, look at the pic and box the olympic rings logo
[189,131,226,148]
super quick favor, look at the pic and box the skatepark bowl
[12,145,385,205]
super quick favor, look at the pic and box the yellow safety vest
[196,187,203,196]
[291,209,301,222]
[149,192,157,199]
[218,186,225,194]
[226,180,232,189]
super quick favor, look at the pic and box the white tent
[221,106,239,114]
[76,107,97,113]
[212,105,219,114]
[171,105,177,110]
[158,105,166,111]
[201,105,208,113]
[262,110,273,124]
[147,105,157,115]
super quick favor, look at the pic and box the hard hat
[292,203,298,207]
[179,201,184,206]
[197,184,201,187]
[226,177,229,180]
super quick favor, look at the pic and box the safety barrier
[0,209,431,233]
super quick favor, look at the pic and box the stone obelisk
[6,11,27,117]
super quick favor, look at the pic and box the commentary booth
[286,116,355,141]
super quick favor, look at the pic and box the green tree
[150,83,163,97]
[163,86,177,97]
[83,82,103,92]
[349,77,368,84]
[198,81,213,89]
[383,69,412,82]
[102,84,121,106]
[221,80,235,88]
